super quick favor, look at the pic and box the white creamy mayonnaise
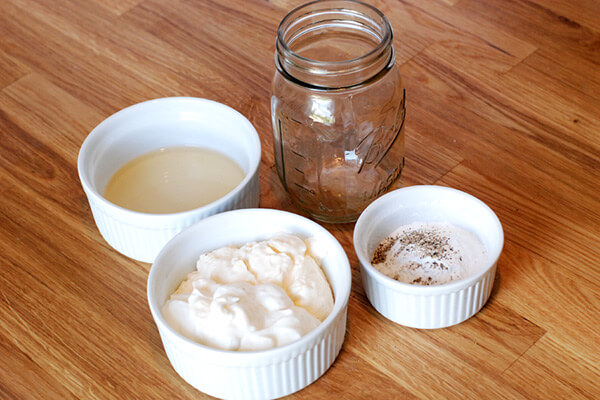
[162,234,334,351]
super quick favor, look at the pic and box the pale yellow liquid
[103,146,245,214]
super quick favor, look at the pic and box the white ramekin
[77,97,261,263]
[354,185,504,329]
[147,208,351,400]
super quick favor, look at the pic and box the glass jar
[271,0,406,223]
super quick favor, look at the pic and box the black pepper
[372,226,456,265]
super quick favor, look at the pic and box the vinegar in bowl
[103,146,245,214]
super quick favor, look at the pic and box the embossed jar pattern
[271,0,406,223]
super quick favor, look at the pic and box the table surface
[1,0,599,399]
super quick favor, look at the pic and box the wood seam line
[431,158,467,186]
[396,45,427,68]
[499,330,594,400]
[504,47,600,98]
[499,324,545,374]
[500,47,539,76]
[0,72,34,94]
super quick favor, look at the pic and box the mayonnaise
[162,234,334,351]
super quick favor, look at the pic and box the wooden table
[1,0,599,398]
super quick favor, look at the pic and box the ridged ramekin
[77,97,261,263]
[354,185,504,329]
[147,208,351,400]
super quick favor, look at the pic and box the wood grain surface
[1,0,599,398]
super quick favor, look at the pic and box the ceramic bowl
[77,97,261,262]
[147,208,351,399]
[354,185,504,329]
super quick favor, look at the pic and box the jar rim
[274,47,396,91]
[276,0,393,67]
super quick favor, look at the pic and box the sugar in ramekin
[354,185,504,329]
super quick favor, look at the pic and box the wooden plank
[521,48,600,102]
[0,73,105,162]
[0,183,199,399]
[121,0,279,98]
[399,52,600,198]
[499,60,600,150]
[455,0,600,65]
[0,104,91,221]
[402,123,464,186]
[345,292,540,399]
[399,0,538,63]
[0,0,159,114]
[491,240,600,367]
[0,333,79,400]
[294,349,418,399]
[438,161,600,288]
[503,335,600,399]
[527,0,600,32]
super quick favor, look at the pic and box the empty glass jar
[271,0,406,223]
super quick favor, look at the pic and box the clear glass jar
[271,0,406,223]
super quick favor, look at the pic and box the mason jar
[271,0,406,223]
